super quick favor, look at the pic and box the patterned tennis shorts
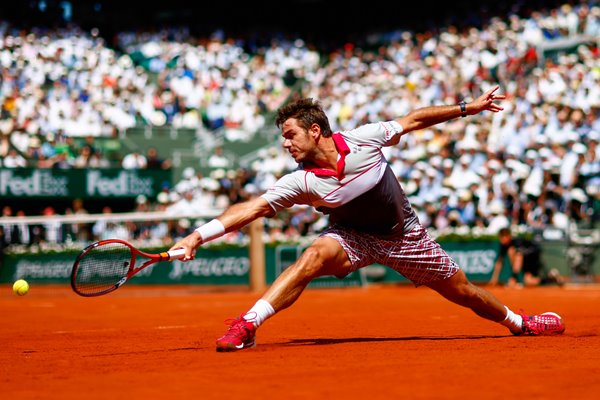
[321,223,459,286]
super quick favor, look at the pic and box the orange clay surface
[1,283,599,399]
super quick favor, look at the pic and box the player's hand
[169,231,202,261]
[468,85,506,115]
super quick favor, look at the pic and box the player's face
[281,118,317,163]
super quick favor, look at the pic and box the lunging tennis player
[171,85,565,352]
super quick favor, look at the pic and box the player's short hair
[276,98,333,137]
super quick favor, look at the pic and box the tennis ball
[13,279,29,296]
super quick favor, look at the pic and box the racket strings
[73,242,133,295]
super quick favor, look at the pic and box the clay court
[2,283,599,399]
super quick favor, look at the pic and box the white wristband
[194,219,225,243]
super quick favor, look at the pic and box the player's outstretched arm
[395,85,505,134]
[217,196,274,232]
[169,197,274,260]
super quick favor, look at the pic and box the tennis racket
[71,239,187,297]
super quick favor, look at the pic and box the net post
[249,217,266,292]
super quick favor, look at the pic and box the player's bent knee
[294,246,328,278]
[295,241,349,279]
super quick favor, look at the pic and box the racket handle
[166,248,188,260]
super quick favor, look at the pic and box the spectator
[88,149,111,168]
[53,136,78,164]
[92,206,114,241]
[122,149,148,169]
[2,148,27,167]
[146,146,172,169]
[207,146,231,169]
[487,200,510,234]
[490,228,564,287]
[1,206,16,245]
[11,210,34,245]
[74,145,94,168]
[41,206,63,244]
[66,198,91,242]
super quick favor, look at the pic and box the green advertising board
[0,247,251,285]
[442,240,503,282]
[0,168,171,199]
[0,241,513,286]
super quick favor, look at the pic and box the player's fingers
[182,248,196,261]
[168,242,194,261]
[168,243,183,252]
[484,85,499,97]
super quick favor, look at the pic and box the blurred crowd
[1,2,599,249]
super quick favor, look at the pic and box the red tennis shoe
[517,312,565,336]
[216,313,257,352]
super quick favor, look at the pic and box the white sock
[244,299,275,327]
[500,306,523,333]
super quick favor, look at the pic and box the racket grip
[166,248,188,260]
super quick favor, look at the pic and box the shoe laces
[221,312,257,338]
[522,316,544,335]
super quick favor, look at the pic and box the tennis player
[170,85,565,352]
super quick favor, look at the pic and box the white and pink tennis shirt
[261,121,419,238]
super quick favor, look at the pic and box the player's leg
[386,224,564,336]
[426,269,565,336]
[426,269,510,323]
[216,237,351,352]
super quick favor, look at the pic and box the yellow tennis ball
[13,279,29,296]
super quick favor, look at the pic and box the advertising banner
[0,168,171,199]
[0,241,506,285]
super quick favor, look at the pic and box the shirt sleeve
[260,171,308,213]
[344,120,404,147]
